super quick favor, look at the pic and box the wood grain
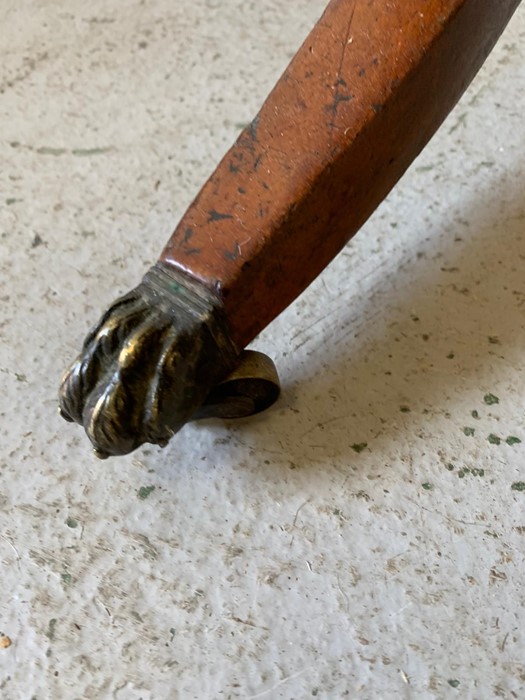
[160,0,521,347]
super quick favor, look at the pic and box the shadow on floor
[212,171,525,476]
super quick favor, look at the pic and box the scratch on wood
[328,0,358,129]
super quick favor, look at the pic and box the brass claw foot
[59,266,279,458]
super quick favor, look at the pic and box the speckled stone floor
[1,1,524,698]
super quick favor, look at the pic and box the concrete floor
[1,1,524,698]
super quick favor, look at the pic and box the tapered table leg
[59,0,522,457]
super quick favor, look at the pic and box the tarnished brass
[194,350,280,421]
[59,264,244,458]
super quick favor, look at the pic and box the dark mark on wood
[224,242,241,261]
[334,93,353,107]
[328,1,357,130]
[248,115,260,141]
[182,228,193,245]
[208,209,233,223]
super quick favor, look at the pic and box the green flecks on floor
[457,467,485,479]
[137,485,155,500]
[506,436,521,446]
[488,336,500,345]
[71,147,113,156]
[35,145,113,156]
[351,442,367,453]
[61,573,72,586]
[45,618,57,640]
[448,111,468,134]
[448,679,460,688]
[399,406,410,413]
[36,146,67,156]
[511,482,525,492]
[471,410,479,419]
[461,429,521,447]
[483,393,499,405]
[422,482,433,490]
[446,463,455,471]
[66,517,78,528]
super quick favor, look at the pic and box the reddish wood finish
[160,0,520,348]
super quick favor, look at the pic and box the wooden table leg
[59,0,522,457]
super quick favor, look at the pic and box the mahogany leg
[59,0,522,457]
